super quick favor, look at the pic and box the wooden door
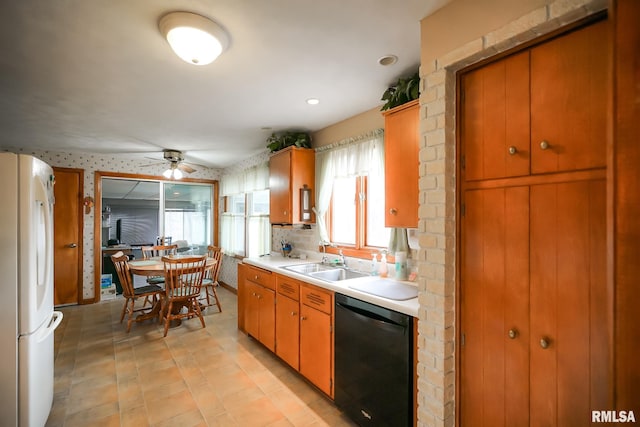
[276,294,299,369]
[269,149,291,224]
[461,51,530,181]
[244,280,261,340]
[300,303,332,396]
[530,20,607,174]
[53,167,83,305]
[258,286,275,352]
[529,179,608,425]
[459,19,608,425]
[384,100,419,227]
[460,186,530,427]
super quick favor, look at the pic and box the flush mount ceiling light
[306,98,320,105]
[159,11,229,65]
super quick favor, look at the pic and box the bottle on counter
[371,253,379,276]
[395,251,407,281]
[379,251,388,278]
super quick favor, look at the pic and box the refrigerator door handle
[36,311,64,344]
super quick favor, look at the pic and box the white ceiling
[0,0,448,169]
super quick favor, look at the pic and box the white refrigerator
[0,153,63,427]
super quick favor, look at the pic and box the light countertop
[242,254,419,317]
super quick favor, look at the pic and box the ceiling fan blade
[177,163,196,174]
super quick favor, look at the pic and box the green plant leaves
[380,71,420,111]
[266,131,312,152]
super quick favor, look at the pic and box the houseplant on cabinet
[380,71,420,111]
[266,131,311,152]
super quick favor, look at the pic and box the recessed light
[306,98,320,105]
[378,55,398,66]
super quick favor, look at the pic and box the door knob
[508,146,517,155]
[508,329,518,339]
[67,243,77,248]
[540,337,550,349]
[540,140,550,150]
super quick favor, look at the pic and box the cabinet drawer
[301,284,333,315]
[277,275,300,301]
[245,265,275,290]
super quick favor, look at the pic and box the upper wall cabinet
[461,20,607,181]
[384,99,420,228]
[269,146,315,225]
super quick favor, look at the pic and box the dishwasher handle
[335,295,410,330]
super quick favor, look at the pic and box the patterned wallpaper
[8,147,222,300]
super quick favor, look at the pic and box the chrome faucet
[338,249,346,267]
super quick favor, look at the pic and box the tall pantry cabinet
[459,19,609,426]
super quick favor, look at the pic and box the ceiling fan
[144,149,197,179]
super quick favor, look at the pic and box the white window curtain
[220,162,270,255]
[220,163,270,196]
[314,129,384,243]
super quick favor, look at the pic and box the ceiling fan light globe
[163,169,173,179]
[173,169,183,179]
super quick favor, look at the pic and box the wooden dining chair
[200,245,223,312]
[111,251,164,332]
[160,255,207,337]
[141,244,178,285]
[156,236,172,246]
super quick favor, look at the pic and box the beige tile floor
[46,286,357,427]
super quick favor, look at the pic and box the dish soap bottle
[395,251,408,281]
[379,251,388,278]
[370,254,378,276]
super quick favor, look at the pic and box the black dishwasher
[334,293,413,427]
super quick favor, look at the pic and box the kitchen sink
[283,263,370,282]
[308,268,369,282]
[282,263,336,274]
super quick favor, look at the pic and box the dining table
[128,255,217,324]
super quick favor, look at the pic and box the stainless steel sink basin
[282,263,336,274]
[308,268,369,282]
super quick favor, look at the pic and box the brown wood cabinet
[383,99,419,228]
[459,19,609,425]
[275,275,301,369]
[299,283,334,397]
[269,146,315,224]
[242,264,275,352]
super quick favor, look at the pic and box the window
[101,178,214,251]
[317,130,389,257]
[220,163,270,257]
[164,182,212,247]
[221,194,246,256]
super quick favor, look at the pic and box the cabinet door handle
[508,328,518,339]
[67,243,78,248]
[540,337,550,349]
[291,311,297,316]
[540,140,550,150]
[508,146,517,155]
[300,316,307,321]
[389,208,398,215]
[254,275,259,280]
